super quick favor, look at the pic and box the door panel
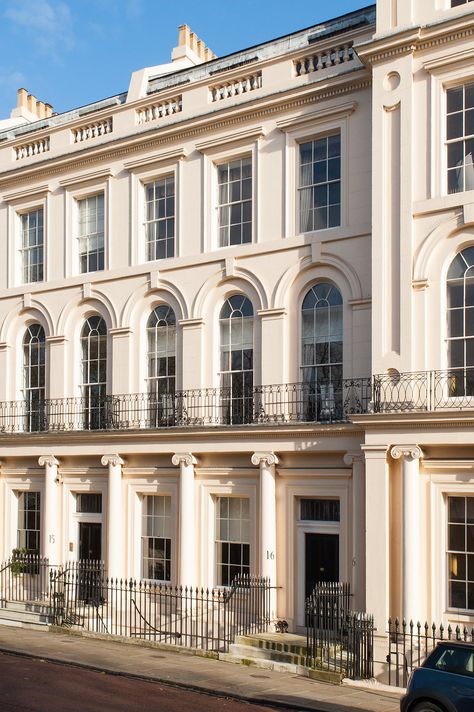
[79,522,102,561]
[305,532,339,598]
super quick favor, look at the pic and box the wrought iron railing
[305,582,374,680]
[386,617,474,688]
[0,554,56,605]
[0,378,371,434]
[50,569,270,652]
[373,367,474,413]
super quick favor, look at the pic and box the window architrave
[126,153,184,266]
[5,189,50,288]
[279,108,351,239]
[62,173,111,278]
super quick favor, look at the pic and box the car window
[434,647,474,676]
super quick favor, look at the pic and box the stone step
[234,633,309,657]
[219,651,301,675]
[229,642,306,667]
[0,601,54,628]
[2,600,54,615]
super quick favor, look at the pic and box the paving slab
[0,625,402,712]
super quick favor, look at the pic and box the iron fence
[50,569,270,652]
[387,617,474,687]
[0,554,55,604]
[305,582,374,679]
[305,582,374,680]
[0,379,371,434]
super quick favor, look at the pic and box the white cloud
[4,1,75,57]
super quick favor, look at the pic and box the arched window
[301,283,343,420]
[81,316,107,429]
[147,305,176,425]
[23,324,45,432]
[219,296,253,424]
[447,247,474,396]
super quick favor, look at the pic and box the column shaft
[39,456,59,564]
[173,453,196,587]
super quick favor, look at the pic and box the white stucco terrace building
[1,0,474,637]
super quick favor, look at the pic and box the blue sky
[0,0,367,118]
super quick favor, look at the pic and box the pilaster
[252,451,278,620]
[101,454,124,579]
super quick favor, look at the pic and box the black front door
[78,523,102,603]
[305,532,339,599]
[79,523,101,561]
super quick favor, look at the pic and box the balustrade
[209,73,262,102]
[72,117,113,143]
[136,96,183,125]
[294,44,354,76]
[14,136,50,160]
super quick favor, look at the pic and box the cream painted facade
[1,0,474,636]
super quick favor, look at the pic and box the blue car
[401,641,474,712]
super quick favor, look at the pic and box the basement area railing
[0,378,371,434]
[386,617,474,688]
[305,582,374,680]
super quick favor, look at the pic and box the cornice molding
[59,168,113,189]
[124,147,187,171]
[359,16,474,66]
[276,100,357,132]
[0,75,371,191]
[3,183,51,202]
[196,126,265,152]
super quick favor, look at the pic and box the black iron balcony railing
[373,367,474,413]
[0,378,371,434]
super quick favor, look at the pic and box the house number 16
[266,551,275,560]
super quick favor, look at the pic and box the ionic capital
[343,452,364,466]
[38,455,59,468]
[390,445,423,462]
[172,453,197,467]
[101,454,125,468]
[251,451,279,467]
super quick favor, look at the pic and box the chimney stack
[10,88,54,122]
[172,24,216,64]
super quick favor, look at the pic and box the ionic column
[344,452,365,611]
[101,454,124,579]
[252,451,278,620]
[38,455,60,565]
[172,453,197,586]
[391,445,423,623]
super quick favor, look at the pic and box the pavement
[0,625,403,712]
